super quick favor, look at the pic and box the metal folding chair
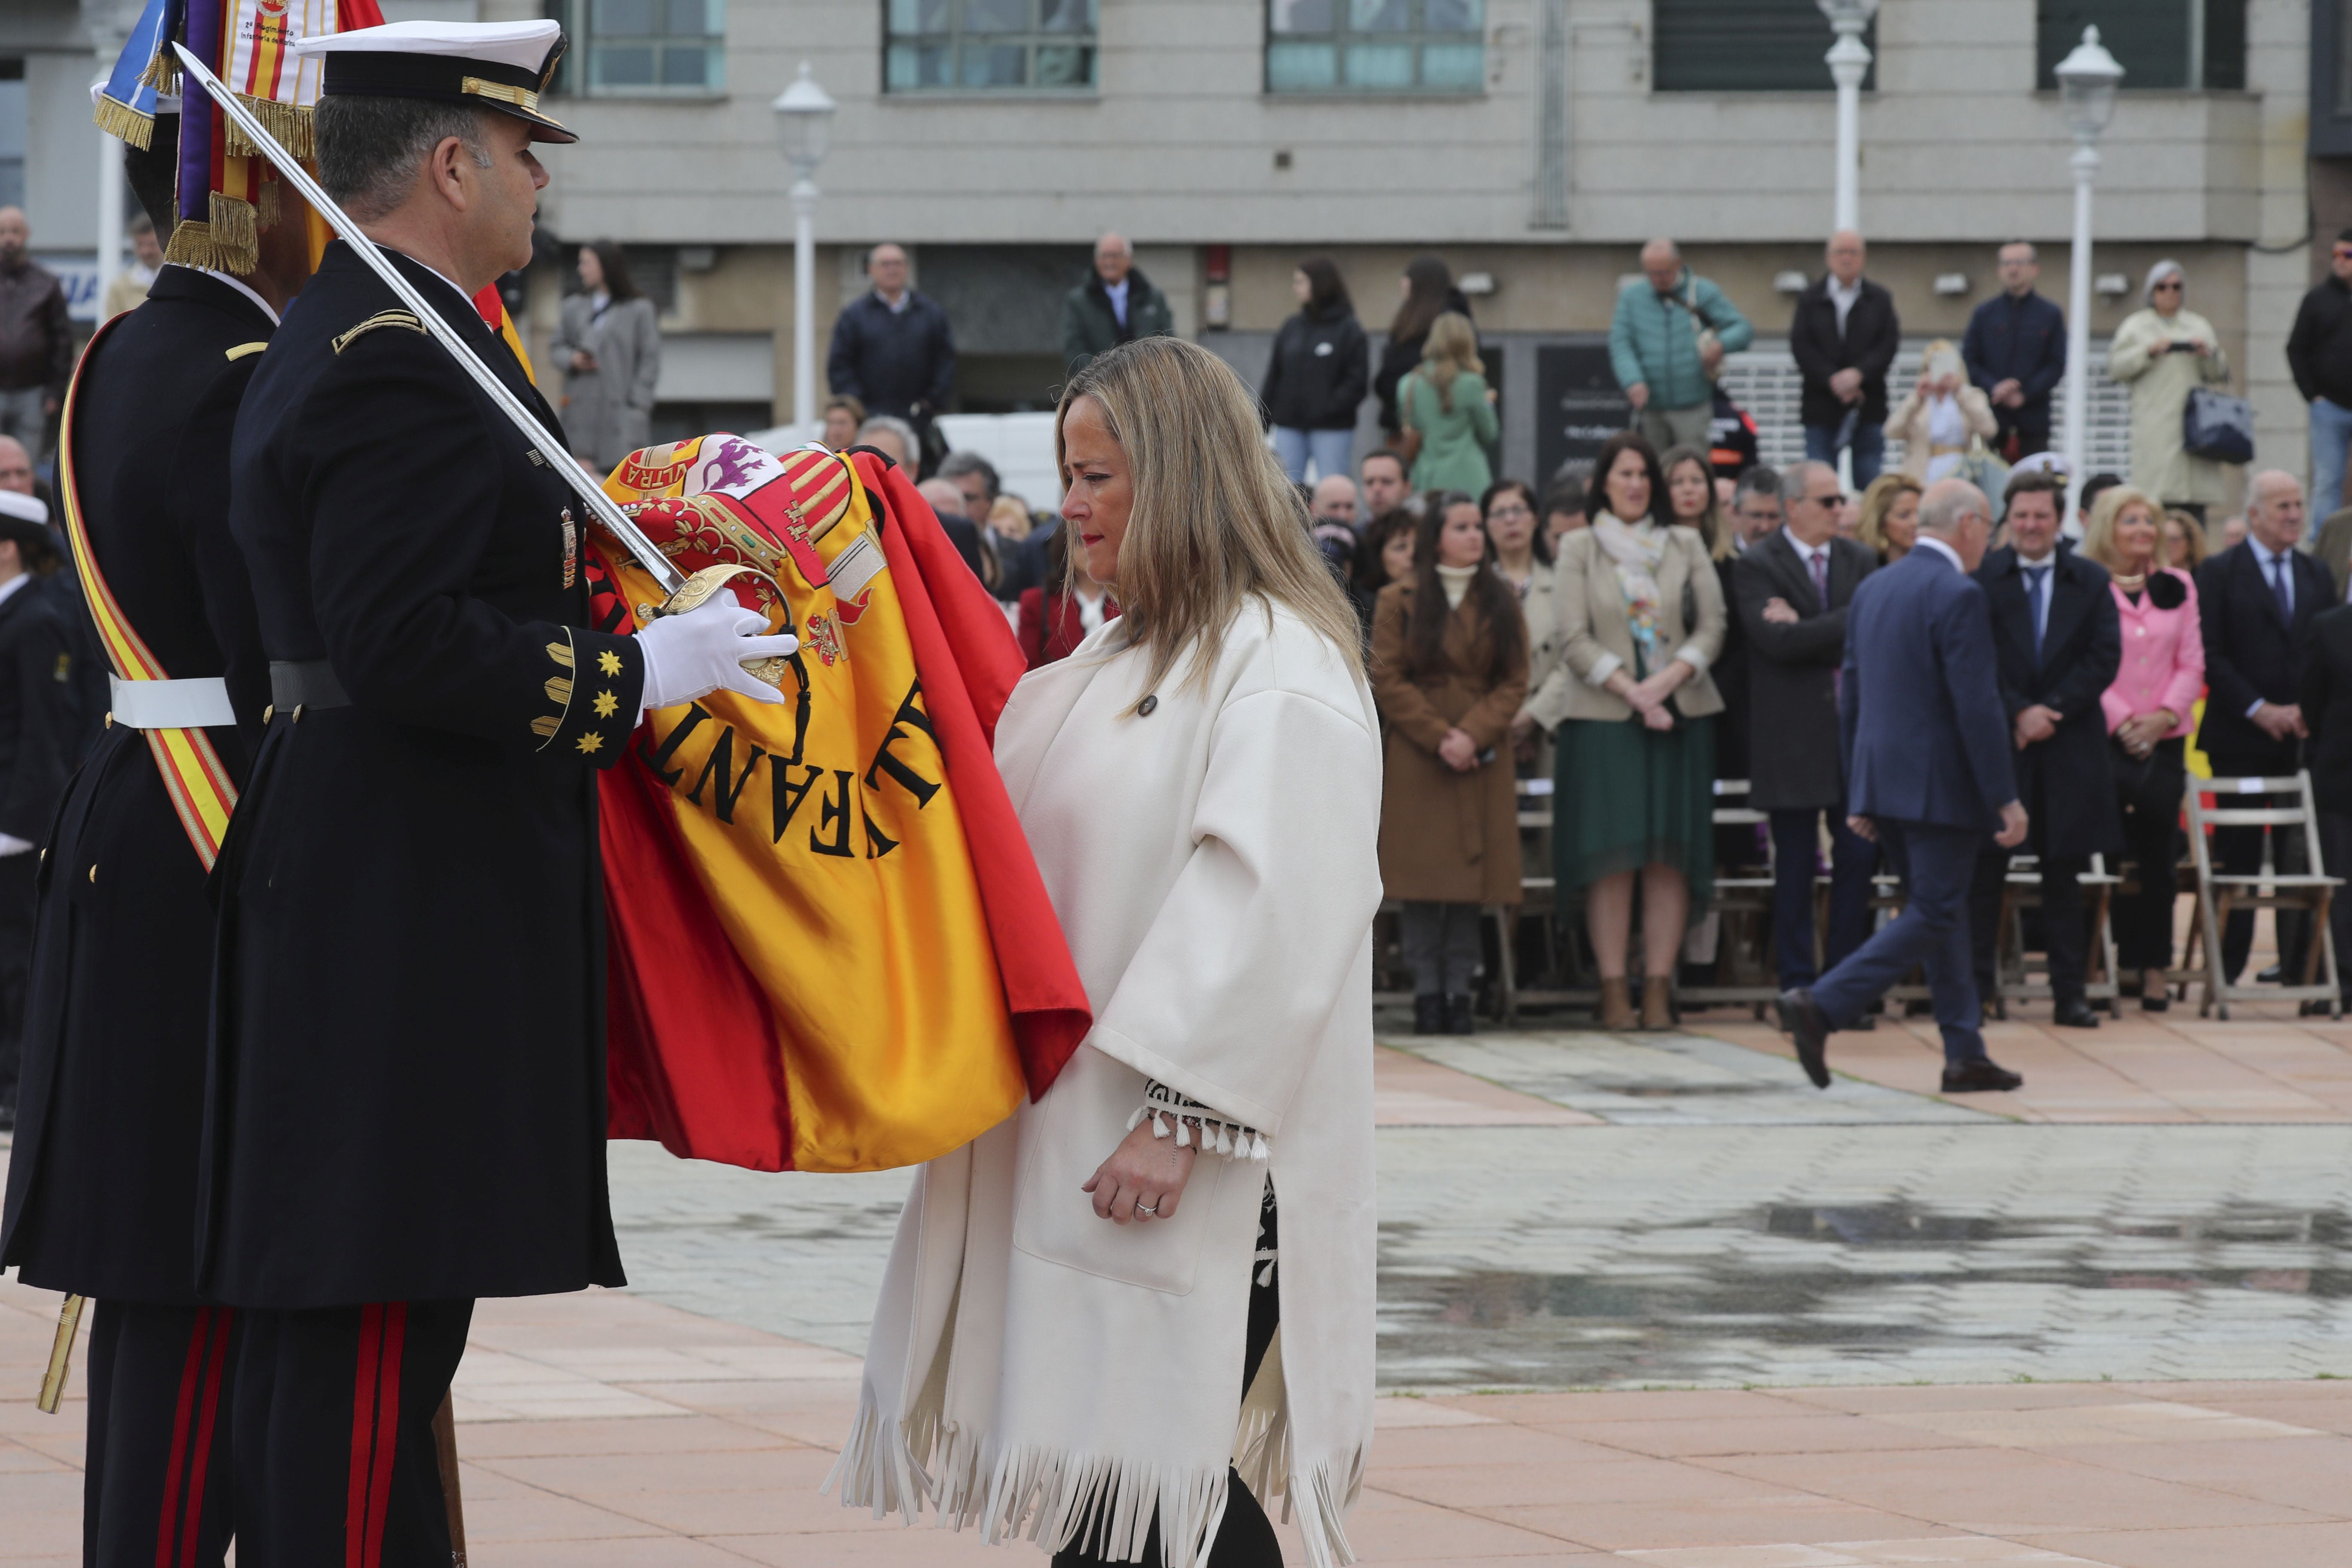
[2180,770,2342,1019]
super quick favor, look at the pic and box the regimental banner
[590,437,1090,1174]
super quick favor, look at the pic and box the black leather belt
[268,659,352,714]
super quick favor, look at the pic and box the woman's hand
[1083,1117,1199,1224]
[1437,727,1480,772]
[1630,664,1689,712]
[570,349,598,373]
[1509,710,1538,744]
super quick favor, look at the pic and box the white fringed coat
[832,602,1382,1568]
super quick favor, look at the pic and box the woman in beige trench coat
[1370,493,1530,1036]
[2108,260,2237,513]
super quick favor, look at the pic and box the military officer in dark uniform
[0,114,313,1565]
[202,22,793,1564]
[0,491,79,1130]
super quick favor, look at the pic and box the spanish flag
[589,440,1090,1173]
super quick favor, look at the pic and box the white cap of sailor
[292,19,575,144]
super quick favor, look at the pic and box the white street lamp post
[1818,0,1880,232]
[2054,26,2123,524]
[772,61,836,444]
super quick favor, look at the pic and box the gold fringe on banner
[224,96,312,160]
[159,196,260,275]
[92,95,155,150]
[255,174,279,228]
[139,49,180,95]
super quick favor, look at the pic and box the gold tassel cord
[139,49,181,95]
[161,198,261,277]
[92,95,156,151]
[36,1295,85,1414]
[224,97,312,160]
[256,174,280,229]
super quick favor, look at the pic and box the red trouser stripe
[153,1306,212,1568]
[344,1304,384,1568]
[343,1303,409,1568]
[174,1308,235,1568]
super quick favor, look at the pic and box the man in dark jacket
[2299,599,2352,1007]
[1261,267,1368,479]
[827,242,956,465]
[2197,470,2333,987]
[1962,242,2067,461]
[1059,232,1174,375]
[0,207,73,459]
[1791,231,1899,489]
[0,494,77,1128]
[1966,471,2122,1027]
[1735,460,1880,993]
[2287,229,2352,525]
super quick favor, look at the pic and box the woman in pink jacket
[2083,485,2206,1010]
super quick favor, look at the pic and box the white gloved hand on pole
[635,599,800,711]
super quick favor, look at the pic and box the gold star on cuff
[576,732,604,754]
[597,649,624,676]
[592,689,619,717]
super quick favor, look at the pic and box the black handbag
[2184,386,2255,465]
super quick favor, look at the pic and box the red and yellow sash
[54,315,242,870]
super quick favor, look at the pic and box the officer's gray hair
[314,96,496,222]
[854,415,920,466]
[1779,460,1835,507]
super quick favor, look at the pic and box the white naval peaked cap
[293,19,575,144]
[0,491,49,527]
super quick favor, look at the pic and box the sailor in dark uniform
[202,21,793,1563]
[0,116,311,1566]
[0,490,75,1128]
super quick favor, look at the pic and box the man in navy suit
[2196,470,2332,988]
[1778,478,2030,1093]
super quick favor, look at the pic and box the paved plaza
[7,998,2352,1565]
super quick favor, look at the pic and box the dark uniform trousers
[230,1300,471,1568]
[83,1302,239,1568]
[0,846,36,1110]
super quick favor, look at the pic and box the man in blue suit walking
[1778,478,2030,1093]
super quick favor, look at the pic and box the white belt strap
[108,674,236,730]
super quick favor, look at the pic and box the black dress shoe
[1942,1059,2024,1093]
[2142,991,2170,1014]
[1775,988,1833,1089]
[1412,995,1443,1036]
[1446,994,1476,1035]
[2258,964,2285,984]
[2301,998,2343,1018]
[2052,998,2101,1028]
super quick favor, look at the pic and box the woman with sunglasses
[2108,261,2235,523]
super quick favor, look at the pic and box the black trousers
[1970,851,2090,1005]
[2113,739,2187,973]
[0,848,36,1110]
[230,1299,472,1568]
[1054,1192,1283,1568]
[2213,801,2310,983]
[85,1300,239,1568]
[2323,812,2352,1000]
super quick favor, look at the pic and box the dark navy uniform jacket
[199,242,644,1309]
[0,266,270,1303]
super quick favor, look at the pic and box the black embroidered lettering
[811,769,858,858]
[684,726,766,824]
[770,761,824,842]
[640,703,711,786]
[864,680,941,809]
[864,797,900,860]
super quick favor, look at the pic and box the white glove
[0,833,33,858]
[635,599,800,710]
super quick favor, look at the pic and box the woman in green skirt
[1523,431,1726,1029]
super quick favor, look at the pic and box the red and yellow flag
[589,439,1089,1173]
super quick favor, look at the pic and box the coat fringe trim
[826,1376,1362,1568]
[1125,1100,1270,1161]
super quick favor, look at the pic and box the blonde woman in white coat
[833,337,1381,1568]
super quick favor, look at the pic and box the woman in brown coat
[1372,493,1531,1035]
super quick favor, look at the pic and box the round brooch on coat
[1138,694,1158,717]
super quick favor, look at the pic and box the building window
[2036,0,2245,91]
[1265,0,1486,95]
[885,0,1098,93]
[1651,0,1874,92]
[547,0,726,95]
[0,59,23,212]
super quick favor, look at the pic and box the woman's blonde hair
[1054,337,1365,704]
[1421,312,1482,412]
[1855,472,1923,557]
[2163,505,2211,571]
[2081,484,2165,572]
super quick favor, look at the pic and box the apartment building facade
[1,0,2325,495]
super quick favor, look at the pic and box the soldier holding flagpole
[196,19,793,1562]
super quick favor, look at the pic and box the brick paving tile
[2007,1522,2352,1568]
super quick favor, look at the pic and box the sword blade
[168,42,686,596]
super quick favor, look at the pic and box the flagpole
[169,41,687,597]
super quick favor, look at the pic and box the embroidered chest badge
[560,507,578,589]
[803,610,845,667]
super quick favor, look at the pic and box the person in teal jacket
[1609,239,1753,453]
[1401,312,1498,494]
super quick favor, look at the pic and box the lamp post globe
[1817,0,1880,232]
[2052,25,2123,523]
[772,62,837,446]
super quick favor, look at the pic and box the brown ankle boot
[1598,977,1635,1030]
[1641,975,1675,1030]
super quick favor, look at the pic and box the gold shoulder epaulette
[332,311,426,354]
[225,341,267,361]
